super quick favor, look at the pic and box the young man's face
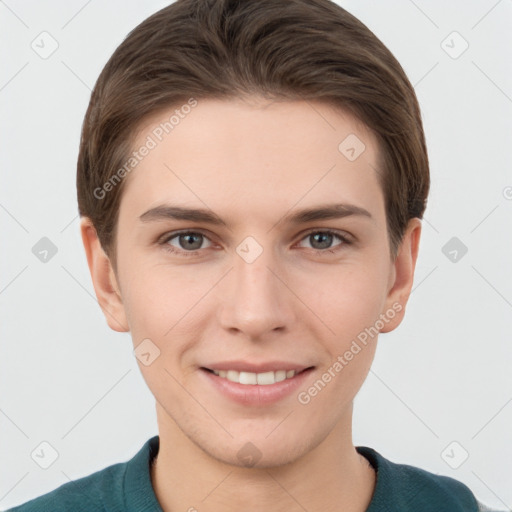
[81,97,420,467]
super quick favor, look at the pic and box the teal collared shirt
[5,436,505,511]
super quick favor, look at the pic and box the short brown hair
[77,0,429,271]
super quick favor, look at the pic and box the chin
[199,430,316,470]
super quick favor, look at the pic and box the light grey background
[1,0,511,510]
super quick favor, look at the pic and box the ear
[380,218,422,333]
[79,217,129,332]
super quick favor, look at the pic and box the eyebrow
[139,203,372,227]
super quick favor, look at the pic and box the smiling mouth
[201,367,314,385]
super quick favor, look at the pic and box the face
[82,96,419,468]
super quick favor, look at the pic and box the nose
[217,241,297,340]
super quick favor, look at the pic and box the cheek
[121,238,391,346]
[307,259,390,337]
[122,266,208,368]
[121,261,192,331]
[299,266,387,409]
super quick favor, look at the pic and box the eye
[160,231,213,257]
[296,229,351,254]
[158,228,352,258]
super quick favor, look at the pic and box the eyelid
[298,227,354,243]
[158,227,354,256]
[157,228,216,244]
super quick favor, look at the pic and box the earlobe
[79,217,130,333]
[380,218,422,333]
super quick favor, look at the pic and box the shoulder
[4,461,126,512]
[357,446,507,512]
[4,436,160,512]
[475,499,510,512]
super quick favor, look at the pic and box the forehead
[118,97,383,227]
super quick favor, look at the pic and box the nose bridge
[235,241,276,296]
[234,236,283,310]
[218,235,295,337]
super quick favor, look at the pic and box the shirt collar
[124,437,477,512]
[123,435,163,511]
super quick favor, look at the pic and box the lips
[201,360,312,373]
[200,364,315,405]
[203,368,306,385]
[200,361,314,387]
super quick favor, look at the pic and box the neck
[150,404,376,512]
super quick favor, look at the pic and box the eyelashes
[158,228,353,258]
[159,230,214,257]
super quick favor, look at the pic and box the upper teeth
[211,369,297,385]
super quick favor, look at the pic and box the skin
[80,96,421,512]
